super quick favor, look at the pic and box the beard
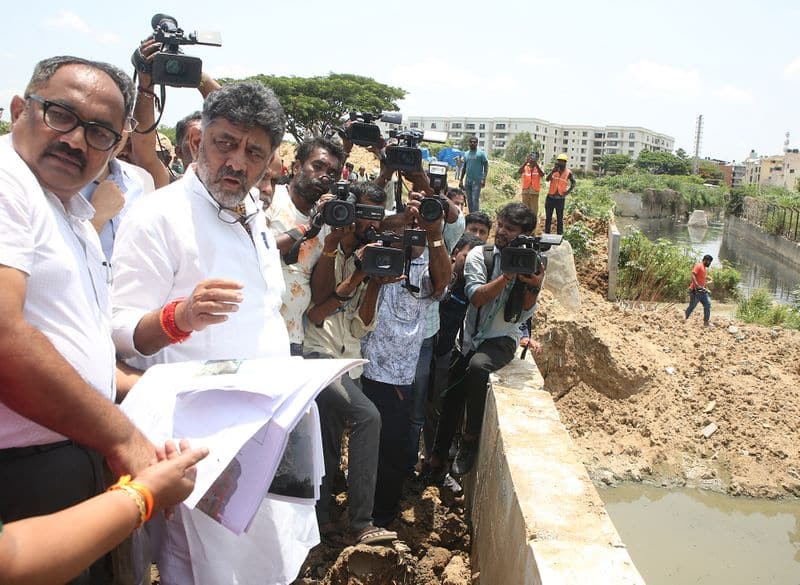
[196,146,252,209]
[292,169,327,204]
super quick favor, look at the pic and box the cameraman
[360,197,452,528]
[266,137,344,355]
[430,202,544,476]
[303,182,398,547]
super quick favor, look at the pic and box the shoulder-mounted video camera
[384,129,448,173]
[500,233,563,275]
[320,181,385,228]
[361,228,427,288]
[149,14,221,87]
[339,111,402,147]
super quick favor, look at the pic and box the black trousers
[0,441,112,585]
[432,336,516,460]
[544,195,566,235]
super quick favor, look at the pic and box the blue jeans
[685,289,711,323]
[464,180,482,213]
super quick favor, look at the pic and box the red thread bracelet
[160,299,191,344]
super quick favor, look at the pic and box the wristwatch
[428,239,444,248]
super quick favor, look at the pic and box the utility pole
[692,114,703,174]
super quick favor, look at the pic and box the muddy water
[598,484,800,585]
[616,217,800,304]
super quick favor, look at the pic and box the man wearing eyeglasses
[111,82,315,585]
[0,56,156,585]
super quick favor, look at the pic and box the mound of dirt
[532,283,800,499]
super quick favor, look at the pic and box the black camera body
[417,161,450,222]
[362,229,426,278]
[340,111,403,147]
[150,14,221,88]
[321,181,385,227]
[500,233,563,275]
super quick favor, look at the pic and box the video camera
[500,233,563,275]
[362,229,427,287]
[339,111,402,147]
[321,181,385,228]
[416,161,450,222]
[149,14,222,87]
[385,128,448,173]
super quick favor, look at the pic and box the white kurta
[111,168,318,585]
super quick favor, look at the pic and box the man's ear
[9,95,26,124]
[187,124,201,162]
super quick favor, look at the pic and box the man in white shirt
[267,136,344,355]
[0,55,155,585]
[111,81,310,585]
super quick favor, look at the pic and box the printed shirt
[265,185,329,344]
[361,256,439,385]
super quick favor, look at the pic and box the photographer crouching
[429,202,545,478]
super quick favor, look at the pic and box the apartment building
[379,116,674,172]
[744,150,800,191]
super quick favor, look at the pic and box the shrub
[562,221,594,258]
[736,289,800,329]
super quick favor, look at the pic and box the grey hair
[202,82,285,149]
[26,56,135,119]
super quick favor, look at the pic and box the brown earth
[533,217,800,499]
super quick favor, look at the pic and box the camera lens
[419,198,443,222]
[165,59,184,75]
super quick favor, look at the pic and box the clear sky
[2,0,798,162]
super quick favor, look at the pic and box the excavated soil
[533,218,800,499]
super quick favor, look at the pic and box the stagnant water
[616,217,800,305]
[599,484,800,585]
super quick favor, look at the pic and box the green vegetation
[634,150,691,175]
[562,221,594,258]
[617,229,739,302]
[224,73,405,143]
[503,132,542,166]
[736,289,800,330]
[595,172,726,210]
[597,153,632,174]
[0,120,9,135]
[566,180,615,219]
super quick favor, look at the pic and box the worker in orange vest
[518,152,545,230]
[544,153,576,235]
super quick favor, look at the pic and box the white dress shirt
[0,135,116,448]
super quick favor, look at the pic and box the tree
[158,125,176,145]
[0,120,9,136]
[458,133,475,151]
[223,73,406,143]
[597,153,632,174]
[504,132,540,166]
[675,148,689,160]
[635,150,691,175]
[697,160,724,184]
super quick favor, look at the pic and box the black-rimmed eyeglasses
[26,94,136,152]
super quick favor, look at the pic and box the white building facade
[382,116,674,172]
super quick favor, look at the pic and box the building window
[563,139,568,145]
[581,148,586,153]
[593,149,602,155]
[581,157,586,162]
[410,122,419,128]
[479,133,485,138]
[479,141,485,147]
[628,150,634,156]
[581,140,587,145]
[430,123,437,129]
[629,141,634,147]
[496,133,506,138]
[452,123,462,129]
[495,123,506,129]
[479,123,486,130]
[563,130,569,136]
[466,123,475,130]
[582,131,588,137]
[595,132,604,139]
[607,132,619,138]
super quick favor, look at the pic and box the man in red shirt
[685,254,713,325]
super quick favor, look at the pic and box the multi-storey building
[744,150,800,191]
[379,115,674,172]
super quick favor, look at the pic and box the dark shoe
[355,525,397,546]
[452,439,478,475]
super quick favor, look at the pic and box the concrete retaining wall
[725,215,800,271]
[608,223,621,301]
[612,192,667,218]
[466,358,644,584]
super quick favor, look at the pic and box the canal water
[599,484,800,585]
[616,217,800,305]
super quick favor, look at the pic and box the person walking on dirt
[459,136,489,213]
[544,153,575,235]
[685,254,713,326]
